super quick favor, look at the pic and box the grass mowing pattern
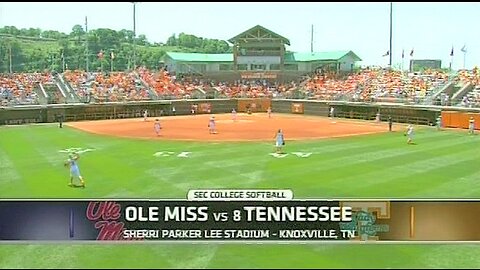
[0,123,479,268]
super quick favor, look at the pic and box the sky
[0,2,479,70]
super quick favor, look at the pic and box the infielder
[274,129,285,154]
[232,109,237,122]
[154,119,161,136]
[143,109,148,121]
[208,116,217,134]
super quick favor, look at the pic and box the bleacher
[456,68,480,107]
[0,67,475,108]
[0,73,54,107]
[64,70,151,103]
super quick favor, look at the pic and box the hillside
[0,26,232,72]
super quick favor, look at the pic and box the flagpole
[463,51,466,70]
[111,50,114,72]
[409,48,413,73]
[62,50,65,73]
[401,49,404,72]
[450,55,453,72]
[450,45,453,72]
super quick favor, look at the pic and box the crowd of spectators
[0,73,53,106]
[2,67,478,107]
[64,70,150,102]
[457,67,480,107]
[301,68,449,103]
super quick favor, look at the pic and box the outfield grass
[0,123,480,268]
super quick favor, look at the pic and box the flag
[461,44,467,53]
[382,50,390,57]
[110,51,115,60]
[450,46,454,57]
[410,48,414,57]
[402,49,404,59]
[97,51,104,59]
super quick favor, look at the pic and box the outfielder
[65,152,85,188]
[469,116,475,135]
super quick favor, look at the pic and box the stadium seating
[0,73,54,106]
[0,68,465,107]
[64,70,151,102]
[457,68,480,107]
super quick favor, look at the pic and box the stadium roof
[228,25,291,45]
[285,51,362,62]
[164,52,233,62]
[164,50,362,63]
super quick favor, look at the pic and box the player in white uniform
[436,115,442,131]
[469,117,475,135]
[154,119,161,136]
[267,107,272,118]
[208,116,217,134]
[330,106,335,119]
[65,152,85,188]
[232,109,237,122]
[143,109,148,121]
[274,129,285,154]
[406,125,414,144]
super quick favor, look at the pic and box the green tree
[70,25,85,42]
[0,25,232,72]
[166,34,177,46]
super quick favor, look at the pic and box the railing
[421,82,449,105]
[452,82,474,102]
[55,82,66,98]
[133,71,159,100]
[39,83,48,98]
[56,73,82,103]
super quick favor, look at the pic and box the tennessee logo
[59,147,95,154]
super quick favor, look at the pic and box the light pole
[389,2,393,68]
[132,2,137,71]
[9,44,12,73]
[85,16,89,73]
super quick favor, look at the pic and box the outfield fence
[1,99,480,129]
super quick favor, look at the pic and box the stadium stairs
[420,81,450,105]
[133,71,159,100]
[428,81,453,104]
[34,84,48,105]
[464,87,480,107]
[41,82,66,104]
[451,82,474,104]
[56,73,82,103]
